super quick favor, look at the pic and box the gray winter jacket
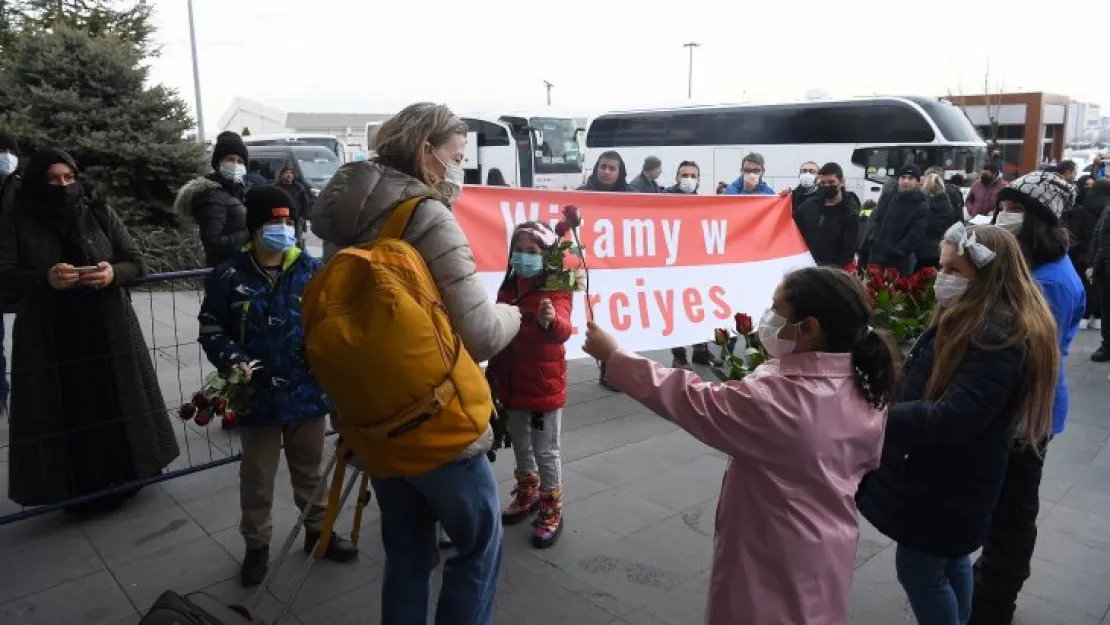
[310,161,521,364]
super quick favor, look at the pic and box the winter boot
[532,488,564,549]
[240,546,269,587]
[502,471,541,525]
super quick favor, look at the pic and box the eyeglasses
[742,168,763,175]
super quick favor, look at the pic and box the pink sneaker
[502,471,540,525]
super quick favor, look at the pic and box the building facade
[947,92,1069,177]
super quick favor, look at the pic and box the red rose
[883,267,900,282]
[868,277,885,294]
[178,403,197,421]
[714,328,730,345]
[866,264,881,274]
[214,396,228,415]
[221,411,238,430]
[192,392,210,410]
[734,312,753,335]
[554,221,570,237]
[194,411,212,426]
[917,266,938,281]
[843,260,859,274]
[562,205,582,228]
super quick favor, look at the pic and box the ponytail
[850,328,900,408]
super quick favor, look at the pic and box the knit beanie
[897,163,922,180]
[244,185,297,233]
[0,132,20,157]
[211,131,248,170]
[996,171,1074,223]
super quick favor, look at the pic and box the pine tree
[0,26,207,270]
[1,0,155,55]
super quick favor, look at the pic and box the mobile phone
[73,266,99,274]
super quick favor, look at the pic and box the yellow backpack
[301,196,493,482]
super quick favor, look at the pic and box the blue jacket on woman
[1031,255,1085,435]
[857,320,1025,558]
[198,245,330,426]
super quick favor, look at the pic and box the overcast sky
[146,0,1102,129]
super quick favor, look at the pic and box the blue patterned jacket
[198,245,330,426]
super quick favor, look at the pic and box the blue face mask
[510,252,543,278]
[260,224,296,253]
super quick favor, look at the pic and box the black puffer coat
[915,192,961,266]
[857,320,1025,558]
[173,173,249,267]
[868,188,928,276]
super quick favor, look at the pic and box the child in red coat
[489,221,574,549]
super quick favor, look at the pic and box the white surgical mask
[798,172,816,188]
[0,153,17,176]
[744,172,761,185]
[757,308,799,358]
[220,162,246,183]
[933,273,970,307]
[995,210,1024,233]
[678,177,698,193]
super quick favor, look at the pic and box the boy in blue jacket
[198,185,357,587]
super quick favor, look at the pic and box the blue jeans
[896,544,973,625]
[371,454,503,625]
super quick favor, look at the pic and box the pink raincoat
[606,349,886,625]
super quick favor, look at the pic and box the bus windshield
[852,145,986,185]
[531,117,582,174]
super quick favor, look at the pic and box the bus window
[852,145,986,184]
[531,117,583,174]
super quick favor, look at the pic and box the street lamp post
[544,80,554,106]
[186,0,206,144]
[682,42,700,99]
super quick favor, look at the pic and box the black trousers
[970,440,1049,624]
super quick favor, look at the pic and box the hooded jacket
[309,161,520,365]
[577,154,631,192]
[173,173,249,267]
[723,177,775,195]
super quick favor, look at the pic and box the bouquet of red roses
[844,261,937,346]
[710,312,770,382]
[178,361,259,430]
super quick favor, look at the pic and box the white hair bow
[943,222,997,268]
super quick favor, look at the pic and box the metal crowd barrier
[0,268,311,525]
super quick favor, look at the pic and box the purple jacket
[966,178,1007,217]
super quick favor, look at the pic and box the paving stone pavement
[2,276,1110,624]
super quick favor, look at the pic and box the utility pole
[543,80,553,106]
[186,0,206,144]
[683,42,700,99]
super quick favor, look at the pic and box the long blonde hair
[928,225,1059,447]
[373,102,468,200]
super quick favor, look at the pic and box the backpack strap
[377,196,427,241]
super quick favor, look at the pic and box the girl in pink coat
[583,266,897,625]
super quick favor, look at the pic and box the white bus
[242,133,348,162]
[364,110,585,190]
[584,97,987,201]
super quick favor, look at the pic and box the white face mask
[995,210,1024,233]
[757,308,800,359]
[434,151,465,201]
[743,172,761,186]
[678,177,698,193]
[220,162,246,183]
[0,153,17,176]
[798,172,816,188]
[933,273,970,307]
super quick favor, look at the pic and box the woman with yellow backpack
[308,102,522,624]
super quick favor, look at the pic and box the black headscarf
[18,148,93,262]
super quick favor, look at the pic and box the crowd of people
[0,101,1099,625]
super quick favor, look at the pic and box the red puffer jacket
[488,278,573,412]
